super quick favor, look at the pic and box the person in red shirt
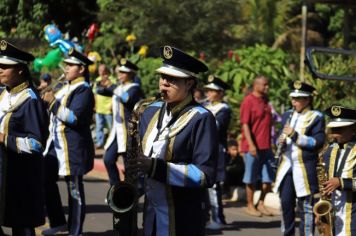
[240,75,274,217]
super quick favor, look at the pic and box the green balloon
[33,58,44,72]
[42,48,63,69]
[33,48,63,72]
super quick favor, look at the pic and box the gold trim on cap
[331,106,342,117]
[120,58,127,65]
[0,40,7,51]
[163,46,173,59]
[208,75,214,83]
[294,81,302,89]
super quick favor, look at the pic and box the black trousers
[103,140,123,186]
[65,175,85,236]
[279,171,315,236]
[44,150,67,227]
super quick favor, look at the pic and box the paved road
[3,170,284,236]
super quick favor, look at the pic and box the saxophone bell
[107,182,138,214]
[313,199,333,217]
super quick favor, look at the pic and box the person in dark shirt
[223,139,245,199]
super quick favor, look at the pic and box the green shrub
[137,57,163,97]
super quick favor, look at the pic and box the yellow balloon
[87,51,101,74]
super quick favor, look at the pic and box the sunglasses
[160,74,188,85]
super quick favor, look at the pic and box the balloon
[87,23,99,42]
[87,51,102,74]
[43,24,83,55]
[33,58,44,72]
[44,24,62,44]
[51,38,76,55]
[33,48,63,72]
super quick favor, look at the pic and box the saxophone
[106,94,161,235]
[313,144,333,236]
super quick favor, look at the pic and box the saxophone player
[273,81,326,236]
[323,105,356,235]
[130,46,218,236]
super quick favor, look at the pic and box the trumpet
[39,73,65,95]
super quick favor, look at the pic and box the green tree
[0,0,98,40]
[236,0,278,45]
[95,0,241,58]
[0,0,48,38]
[209,44,298,134]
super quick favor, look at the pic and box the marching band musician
[41,48,95,236]
[0,40,49,236]
[273,81,325,236]
[203,75,231,229]
[103,59,144,186]
[323,106,356,235]
[131,46,218,236]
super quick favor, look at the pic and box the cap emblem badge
[0,40,7,51]
[163,46,173,59]
[331,106,341,117]
[208,75,215,83]
[294,81,302,90]
[120,58,127,65]
[68,47,74,55]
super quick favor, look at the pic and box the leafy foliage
[0,0,48,38]
[0,0,354,136]
[94,0,241,58]
[0,0,98,39]
[305,53,356,109]
[137,57,162,97]
[210,44,298,134]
